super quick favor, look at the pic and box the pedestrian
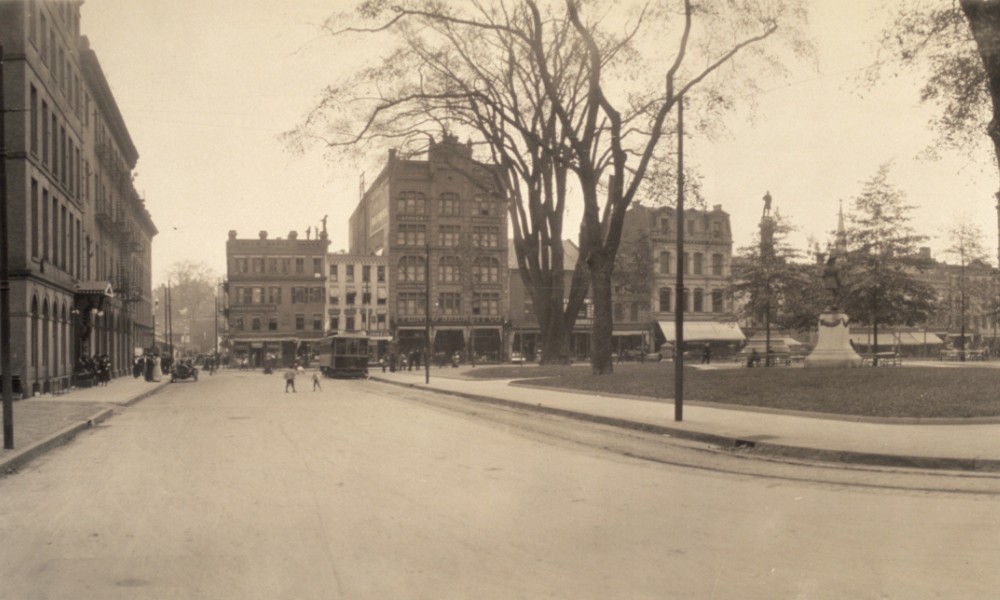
[748,348,759,368]
[312,371,322,391]
[284,367,297,393]
[702,344,711,365]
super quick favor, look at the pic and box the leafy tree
[840,165,937,362]
[873,2,1000,264]
[730,211,822,347]
[286,0,810,373]
[940,220,992,358]
[161,261,220,355]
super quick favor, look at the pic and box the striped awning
[75,281,114,297]
[658,321,745,342]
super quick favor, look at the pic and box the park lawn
[464,363,1000,419]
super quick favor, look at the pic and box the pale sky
[78,0,1000,285]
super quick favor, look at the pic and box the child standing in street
[284,368,297,393]
[312,371,322,391]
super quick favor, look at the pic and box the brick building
[225,229,329,367]
[348,134,508,360]
[1,3,156,396]
[326,252,390,361]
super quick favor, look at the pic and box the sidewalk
[0,376,169,475]
[370,365,1000,472]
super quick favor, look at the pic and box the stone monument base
[804,311,862,368]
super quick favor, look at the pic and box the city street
[0,371,998,599]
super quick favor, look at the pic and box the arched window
[659,251,671,275]
[439,256,460,283]
[711,290,724,313]
[30,296,39,368]
[397,256,426,283]
[473,257,499,283]
[42,299,49,367]
[397,191,426,216]
[658,288,672,312]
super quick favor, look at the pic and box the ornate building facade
[1,2,156,396]
[348,134,508,360]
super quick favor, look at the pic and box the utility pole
[674,97,685,422]
[0,44,14,449]
[424,243,431,384]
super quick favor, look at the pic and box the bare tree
[285,0,809,373]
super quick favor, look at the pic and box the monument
[804,255,862,368]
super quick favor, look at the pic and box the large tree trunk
[588,248,615,374]
[961,0,1000,265]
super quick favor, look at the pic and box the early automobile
[170,360,199,383]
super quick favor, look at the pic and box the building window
[252,257,264,273]
[398,256,426,283]
[472,226,499,248]
[439,292,461,315]
[362,265,371,282]
[440,192,460,216]
[659,251,671,275]
[613,303,624,321]
[251,287,263,304]
[711,290,724,313]
[268,316,278,331]
[439,225,460,247]
[475,195,498,217]
[268,258,278,273]
[346,292,356,306]
[472,293,500,315]
[658,288,671,312]
[31,180,39,258]
[660,217,671,234]
[329,315,339,331]
[313,257,323,275]
[309,287,325,303]
[709,254,722,276]
[713,221,722,238]
[234,257,247,273]
[397,191,426,215]
[268,286,282,304]
[683,252,689,275]
[251,317,261,331]
[397,292,426,316]
[30,86,38,155]
[295,314,305,330]
[630,303,640,321]
[693,289,704,313]
[313,314,323,331]
[329,294,339,306]
[346,264,354,283]
[397,224,426,246]
[693,253,703,275]
[473,257,499,283]
[330,264,338,281]
[686,220,694,235]
[439,256,460,282]
[377,265,385,282]
[234,317,244,331]
[291,287,306,303]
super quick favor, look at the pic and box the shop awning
[849,332,944,346]
[75,281,114,297]
[657,321,745,342]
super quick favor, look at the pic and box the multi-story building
[225,229,329,367]
[348,134,508,360]
[326,253,390,360]
[506,240,592,360]
[1,3,156,396]
[619,204,743,353]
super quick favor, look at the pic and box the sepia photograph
[2,0,1000,597]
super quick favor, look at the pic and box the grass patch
[464,364,1000,419]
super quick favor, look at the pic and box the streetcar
[315,332,370,378]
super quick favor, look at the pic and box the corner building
[1,2,156,396]
[349,134,508,360]
[225,229,329,368]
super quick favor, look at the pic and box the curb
[371,376,1000,473]
[0,381,171,477]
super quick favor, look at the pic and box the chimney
[288,231,298,240]
[259,230,268,240]
[712,204,722,212]
[228,230,237,240]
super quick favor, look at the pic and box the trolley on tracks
[315,332,370,378]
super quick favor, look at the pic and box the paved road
[0,371,997,599]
